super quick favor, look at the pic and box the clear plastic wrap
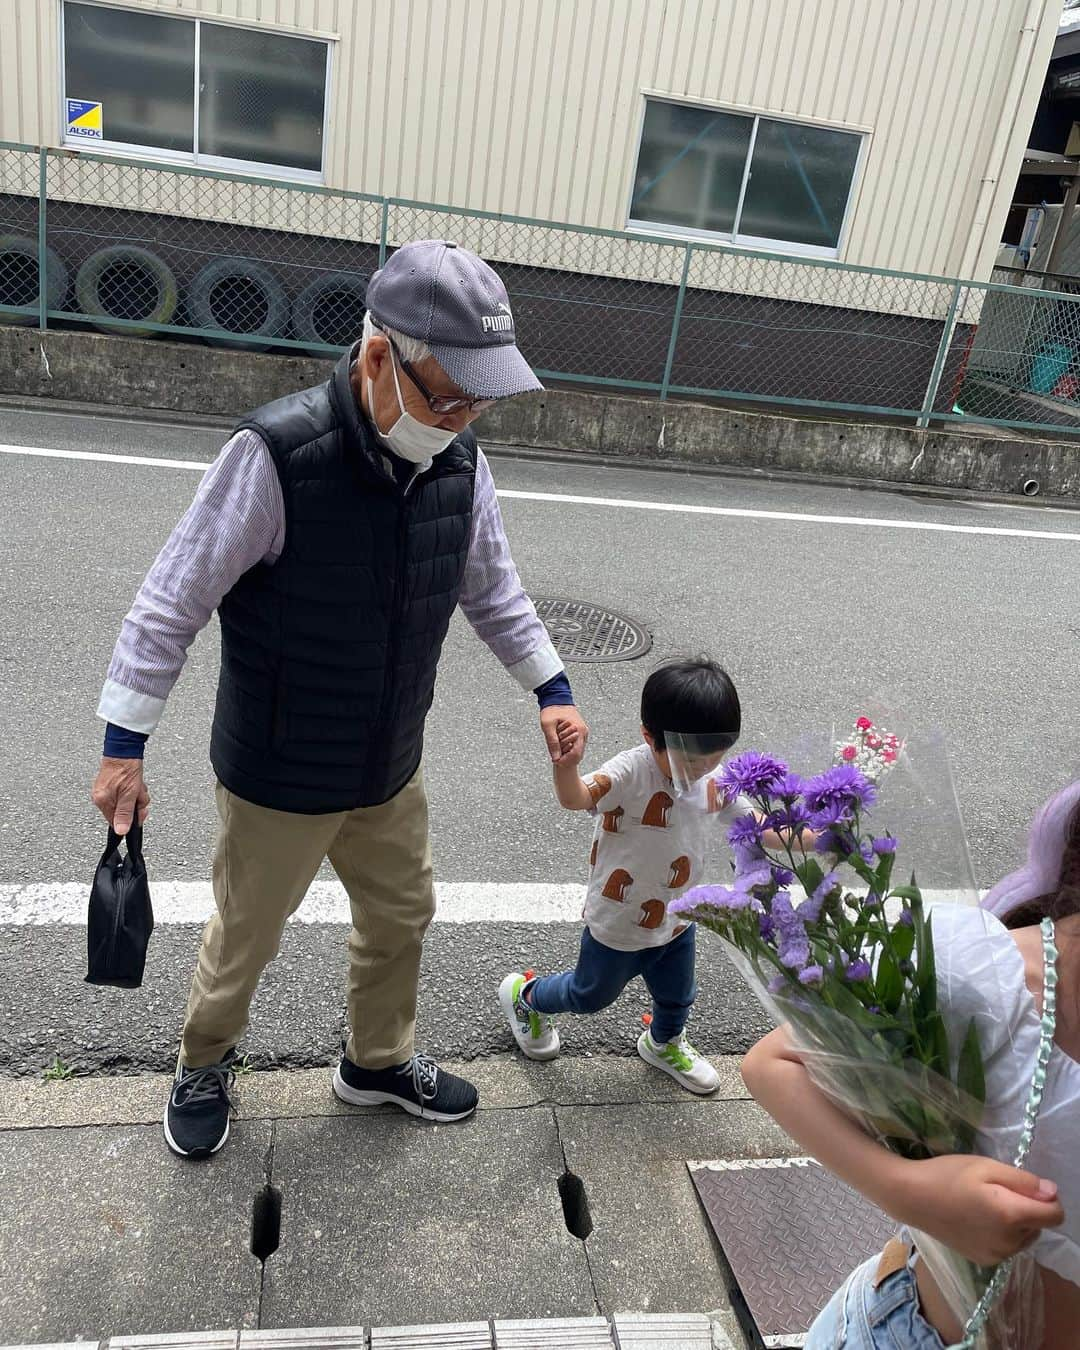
[669,718,1043,1348]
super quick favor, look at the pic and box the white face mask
[367,348,457,465]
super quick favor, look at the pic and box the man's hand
[899,1154,1064,1266]
[91,757,151,835]
[541,704,588,765]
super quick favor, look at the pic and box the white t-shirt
[581,743,740,952]
[933,905,1080,1286]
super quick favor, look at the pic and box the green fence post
[378,198,389,268]
[37,148,48,331]
[660,243,693,401]
[918,280,964,428]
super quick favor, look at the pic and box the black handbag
[86,818,154,988]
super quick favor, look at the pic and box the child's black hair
[640,656,741,752]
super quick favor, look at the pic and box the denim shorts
[804,1243,949,1350]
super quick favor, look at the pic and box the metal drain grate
[532,598,651,663]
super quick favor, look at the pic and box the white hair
[361,310,432,365]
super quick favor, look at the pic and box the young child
[498,656,742,1095]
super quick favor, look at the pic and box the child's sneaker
[498,972,560,1061]
[637,1028,719,1095]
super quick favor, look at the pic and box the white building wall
[0,0,1061,284]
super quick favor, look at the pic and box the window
[62,2,329,179]
[629,98,863,257]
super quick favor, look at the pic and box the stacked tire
[75,245,178,338]
[1,230,368,355]
[0,235,68,325]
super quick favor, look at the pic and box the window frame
[58,0,333,184]
[626,93,868,261]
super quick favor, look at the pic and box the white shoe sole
[498,976,561,1061]
[331,1066,477,1123]
[636,1032,720,1096]
[162,1103,230,1158]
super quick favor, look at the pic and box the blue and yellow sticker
[66,99,103,140]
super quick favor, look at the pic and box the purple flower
[719,751,788,799]
[759,912,776,941]
[803,765,877,821]
[671,884,753,915]
[860,840,876,864]
[873,836,898,856]
[800,870,840,924]
[728,814,763,848]
[897,907,914,928]
[845,959,873,982]
[862,891,882,910]
[773,771,806,802]
[767,974,787,995]
[772,892,810,969]
[808,801,848,831]
[772,866,796,887]
[766,805,811,834]
[734,854,774,890]
[798,964,824,987]
[867,1004,882,1015]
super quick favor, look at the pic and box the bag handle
[105,814,144,864]
[952,916,1058,1349]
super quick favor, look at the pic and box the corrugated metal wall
[0,0,1060,280]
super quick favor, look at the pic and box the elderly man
[91,241,588,1158]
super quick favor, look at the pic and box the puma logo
[601,804,625,834]
[642,791,673,828]
[667,855,691,888]
[601,868,634,902]
[637,899,667,930]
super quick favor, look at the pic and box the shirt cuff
[104,723,149,759]
[534,671,575,708]
[97,679,167,735]
[504,639,563,692]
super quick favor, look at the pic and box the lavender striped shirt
[98,430,562,734]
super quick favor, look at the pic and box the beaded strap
[955,916,1058,1349]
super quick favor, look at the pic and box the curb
[0,1313,735,1350]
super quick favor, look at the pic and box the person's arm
[551,719,595,810]
[91,430,282,832]
[457,449,588,763]
[742,1027,1064,1267]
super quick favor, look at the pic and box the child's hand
[555,718,586,765]
[901,1155,1064,1265]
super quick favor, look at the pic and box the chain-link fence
[3,140,1080,436]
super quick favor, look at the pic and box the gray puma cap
[365,240,543,400]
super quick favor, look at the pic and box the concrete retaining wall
[2,324,1078,499]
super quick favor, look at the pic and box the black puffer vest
[209,347,477,813]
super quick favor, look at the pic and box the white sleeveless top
[933,905,1080,1285]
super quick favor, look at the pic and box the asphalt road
[1,400,1077,1074]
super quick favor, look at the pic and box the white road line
[0,442,210,471]
[0,881,586,926]
[0,881,979,926]
[2,441,1078,542]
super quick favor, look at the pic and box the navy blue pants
[528,924,697,1044]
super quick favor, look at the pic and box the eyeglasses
[383,332,496,415]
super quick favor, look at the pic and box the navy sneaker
[164,1049,236,1158]
[332,1051,478,1122]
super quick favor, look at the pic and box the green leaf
[957,1018,987,1110]
[796,858,824,895]
[890,885,923,903]
[876,952,904,1014]
[891,922,916,962]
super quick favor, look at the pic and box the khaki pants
[180,768,434,1071]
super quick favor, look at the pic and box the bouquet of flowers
[668,734,1038,1348]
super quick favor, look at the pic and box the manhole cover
[532,597,652,663]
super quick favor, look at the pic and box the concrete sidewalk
[0,1057,795,1347]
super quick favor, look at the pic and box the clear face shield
[663,730,740,802]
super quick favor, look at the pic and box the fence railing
[3,140,1080,438]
